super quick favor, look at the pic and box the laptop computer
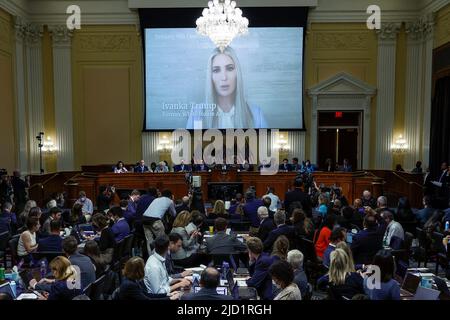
[193,286,228,295]
[0,282,16,299]
[400,273,421,297]
[413,286,441,300]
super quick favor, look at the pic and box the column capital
[49,25,73,46]
[405,15,435,41]
[13,16,27,40]
[376,22,401,42]
[25,23,43,46]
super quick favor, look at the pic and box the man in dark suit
[350,215,383,265]
[38,220,63,252]
[173,160,191,172]
[166,233,192,279]
[181,267,234,300]
[284,177,312,217]
[243,191,264,234]
[134,160,150,173]
[339,158,352,172]
[278,159,292,172]
[0,202,16,234]
[175,196,190,214]
[256,206,275,243]
[194,159,208,172]
[246,237,274,300]
[62,236,96,289]
[205,218,247,254]
[263,210,294,251]
[291,157,300,172]
[135,188,158,220]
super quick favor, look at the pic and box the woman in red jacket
[315,214,337,259]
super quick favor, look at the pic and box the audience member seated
[134,160,150,173]
[315,214,337,260]
[257,206,275,243]
[353,198,365,216]
[69,203,87,226]
[83,240,107,278]
[269,260,302,300]
[205,218,246,254]
[424,210,445,236]
[279,158,292,172]
[361,190,376,209]
[109,206,130,242]
[363,249,400,300]
[173,160,191,172]
[338,206,360,230]
[175,196,190,214]
[323,227,346,268]
[181,267,234,300]
[246,237,275,300]
[290,208,314,240]
[416,195,434,226]
[62,236,96,290]
[113,161,128,173]
[316,193,329,217]
[261,197,275,218]
[18,199,37,227]
[166,233,193,278]
[0,202,17,234]
[381,210,404,249]
[263,210,294,252]
[263,187,281,213]
[120,200,134,228]
[284,177,312,217]
[97,186,115,212]
[395,196,415,223]
[375,196,388,214]
[30,256,82,300]
[318,248,364,299]
[41,207,62,236]
[228,193,243,217]
[38,220,63,252]
[144,235,190,295]
[117,256,174,300]
[271,235,289,261]
[17,216,40,264]
[287,250,309,299]
[74,191,93,221]
[351,215,383,265]
[170,211,201,267]
[208,200,229,219]
[243,190,264,235]
[91,213,116,264]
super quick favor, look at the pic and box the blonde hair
[335,242,355,272]
[212,200,227,216]
[50,256,77,281]
[328,248,353,285]
[172,210,192,228]
[203,47,253,128]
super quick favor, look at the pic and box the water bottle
[221,261,229,280]
[445,221,449,231]
[40,260,47,279]
[10,281,16,297]
[192,273,200,289]
[0,265,5,281]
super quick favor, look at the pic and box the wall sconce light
[391,135,408,154]
[275,134,290,152]
[42,136,56,154]
[157,135,173,152]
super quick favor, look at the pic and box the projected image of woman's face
[211,53,237,98]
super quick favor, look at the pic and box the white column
[13,17,28,173]
[374,23,400,169]
[288,131,306,161]
[50,26,75,171]
[142,132,160,164]
[24,23,45,174]
[420,16,435,169]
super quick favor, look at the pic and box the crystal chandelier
[391,135,408,154]
[196,0,249,52]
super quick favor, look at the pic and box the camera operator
[11,170,30,212]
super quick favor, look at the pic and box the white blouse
[18,230,36,256]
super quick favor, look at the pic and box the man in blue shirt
[38,220,63,252]
[110,206,130,242]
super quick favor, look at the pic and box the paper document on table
[16,293,38,300]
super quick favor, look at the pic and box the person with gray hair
[361,190,377,208]
[257,206,275,243]
[381,210,404,249]
[287,249,310,299]
[181,267,234,300]
[263,210,294,251]
[376,196,388,213]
